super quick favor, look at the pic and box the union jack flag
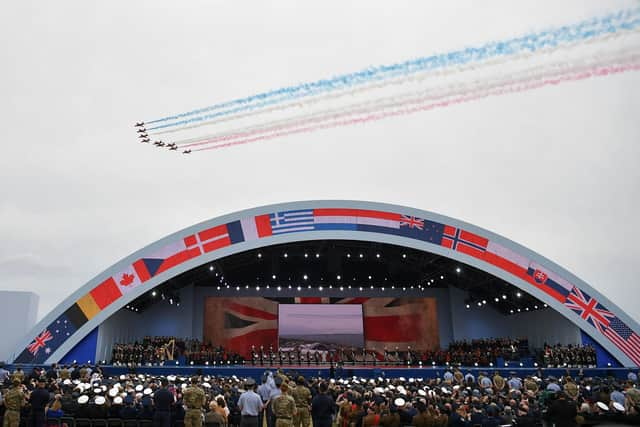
[565,287,615,331]
[400,215,424,230]
[27,329,53,356]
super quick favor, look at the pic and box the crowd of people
[111,337,245,366]
[2,362,640,427]
[110,337,598,369]
[536,344,598,368]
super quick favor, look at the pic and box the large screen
[278,304,364,350]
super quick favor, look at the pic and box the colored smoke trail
[153,27,640,138]
[193,62,640,152]
[179,52,640,149]
[146,9,640,129]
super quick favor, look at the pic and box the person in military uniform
[493,372,505,392]
[291,376,311,427]
[272,383,296,427]
[10,367,24,385]
[3,379,25,427]
[183,376,206,427]
[564,378,579,400]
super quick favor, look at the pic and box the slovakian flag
[527,261,574,302]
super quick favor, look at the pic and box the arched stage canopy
[13,201,640,367]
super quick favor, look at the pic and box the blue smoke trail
[146,8,640,130]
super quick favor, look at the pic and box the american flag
[603,317,640,366]
[270,210,315,234]
[27,329,52,355]
[565,287,615,330]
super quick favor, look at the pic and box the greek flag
[269,210,315,234]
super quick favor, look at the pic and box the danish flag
[28,329,53,356]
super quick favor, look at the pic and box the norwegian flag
[400,215,424,230]
[565,287,615,330]
[441,225,488,259]
[28,329,53,356]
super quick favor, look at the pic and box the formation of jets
[134,122,191,154]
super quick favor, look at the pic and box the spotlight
[534,305,538,309]
[510,309,514,314]
[359,287,363,291]
[477,302,482,307]
[465,304,470,309]
[368,275,372,280]
[315,253,320,258]
[297,286,301,291]
[456,267,461,273]
[489,362,493,367]
[516,292,522,298]
[303,274,308,280]
[494,297,499,302]
[236,286,240,291]
[209,266,214,271]
[257,253,262,258]
[347,253,351,258]
[502,294,507,300]
[256,286,260,291]
[288,285,292,289]
[337,275,341,280]
[216,286,220,290]
[534,362,538,367]
[440,275,444,280]
[482,300,486,305]
[359,253,364,258]
[340,286,344,291]
[205,361,209,366]
[304,253,308,258]
[319,286,323,291]
[152,291,157,297]
[543,303,548,308]
[519,362,523,367]
[277,286,282,291]
[284,253,288,258]
[402,254,407,259]
[190,361,194,366]
[307,285,311,289]
[376,253,380,258]
[272,275,276,279]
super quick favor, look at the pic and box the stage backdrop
[203,297,439,357]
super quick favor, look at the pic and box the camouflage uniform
[291,384,311,427]
[272,393,296,427]
[3,382,24,427]
[183,385,206,427]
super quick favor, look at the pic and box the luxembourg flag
[312,208,401,230]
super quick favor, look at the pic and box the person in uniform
[153,378,174,427]
[493,372,505,392]
[311,382,334,427]
[29,377,50,427]
[10,368,24,385]
[3,378,25,427]
[291,376,311,427]
[564,378,579,401]
[183,376,206,427]
[272,383,296,427]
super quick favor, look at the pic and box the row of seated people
[110,338,244,366]
[535,343,598,368]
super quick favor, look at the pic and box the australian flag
[15,312,79,364]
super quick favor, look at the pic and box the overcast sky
[1,1,639,323]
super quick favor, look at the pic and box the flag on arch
[602,316,640,366]
[15,312,79,364]
[441,225,488,258]
[565,286,615,330]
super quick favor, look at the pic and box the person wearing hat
[3,378,25,427]
[238,378,263,427]
[291,376,311,427]
[272,383,296,427]
[492,372,505,392]
[10,367,24,385]
[153,378,174,427]
[409,401,432,427]
[28,377,50,427]
[564,379,579,401]
[183,377,206,427]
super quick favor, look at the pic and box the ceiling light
[315,253,320,258]
[304,253,308,258]
[402,254,407,259]
[456,267,461,273]
[368,275,372,280]
[502,294,507,300]
[152,291,157,297]
[376,253,380,258]
[347,253,351,258]
[209,266,214,271]
[303,274,308,280]
[516,292,522,298]
[337,275,341,280]
[256,286,260,291]
[257,253,262,258]
[440,275,444,279]
[477,302,482,307]
[340,286,344,291]
[359,253,364,258]
[465,304,470,309]
[216,286,220,290]
[494,297,499,302]
[319,286,323,291]
[297,286,301,291]
[277,286,282,291]
[482,300,486,305]
[272,274,276,279]
[284,253,288,258]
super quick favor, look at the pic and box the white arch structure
[12,201,640,366]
